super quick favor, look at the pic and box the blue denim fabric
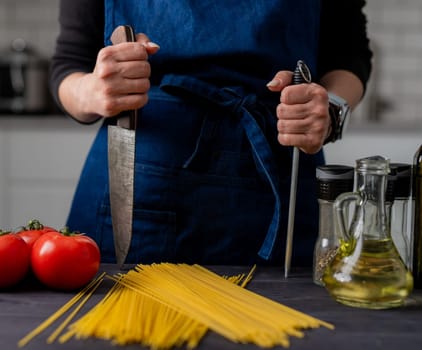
[66,0,324,266]
[105,0,320,94]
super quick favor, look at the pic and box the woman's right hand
[58,34,159,123]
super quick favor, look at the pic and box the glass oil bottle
[313,165,354,286]
[323,156,413,309]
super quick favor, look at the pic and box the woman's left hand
[267,71,331,154]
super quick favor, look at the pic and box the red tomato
[31,228,101,291]
[0,231,30,289]
[16,219,56,251]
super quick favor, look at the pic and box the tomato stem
[26,219,44,231]
[0,230,11,236]
[59,226,81,237]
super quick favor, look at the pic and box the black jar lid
[390,163,412,199]
[386,166,396,203]
[316,165,354,200]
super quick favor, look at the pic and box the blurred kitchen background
[0,0,422,229]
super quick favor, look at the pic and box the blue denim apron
[67,0,324,266]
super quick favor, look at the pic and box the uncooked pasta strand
[17,272,106,348]
[46,275,104,344]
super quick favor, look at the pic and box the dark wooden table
[1,264,422,350]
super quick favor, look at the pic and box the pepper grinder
[313,164,354,286]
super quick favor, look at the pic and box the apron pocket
[96,204,177,264]
[130,208,177,263]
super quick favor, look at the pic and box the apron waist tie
[160,74,282,260]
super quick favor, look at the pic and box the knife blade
[108,25,137,269]
[284,60,312,278]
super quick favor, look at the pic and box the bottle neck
[356,172,390,240]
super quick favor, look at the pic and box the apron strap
[160,74,282,260]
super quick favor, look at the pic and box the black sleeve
[317,0,373,90]
[49,0,105,113]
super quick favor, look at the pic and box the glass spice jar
[388,163,412,269]
[313,164,354,286]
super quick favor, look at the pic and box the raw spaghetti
[19,264,334,349]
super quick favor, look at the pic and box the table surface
[1,264,422,350]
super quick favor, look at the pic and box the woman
[50,0,372,266]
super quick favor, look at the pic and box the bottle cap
[316,165,354,200]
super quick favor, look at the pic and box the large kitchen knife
[108,25,137,268]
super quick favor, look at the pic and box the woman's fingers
[275,83,330,154]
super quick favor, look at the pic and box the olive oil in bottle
[323,238,413,309]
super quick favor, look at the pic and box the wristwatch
[324,93,351,144]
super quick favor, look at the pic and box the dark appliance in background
[0,38,53,114]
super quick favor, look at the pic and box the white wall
[324,126,422,166]
[0,117,99,230]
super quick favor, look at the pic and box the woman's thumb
[136,33,160,54]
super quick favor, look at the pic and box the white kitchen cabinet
[0,116,99,230]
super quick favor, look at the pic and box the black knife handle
[110,25,137,130]
[111,25,136,45]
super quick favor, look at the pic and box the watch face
[326,93,351,143]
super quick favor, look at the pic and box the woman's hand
[58,34,159,123]
[267,71,330,154]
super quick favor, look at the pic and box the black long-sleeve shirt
[50,0,372,111]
